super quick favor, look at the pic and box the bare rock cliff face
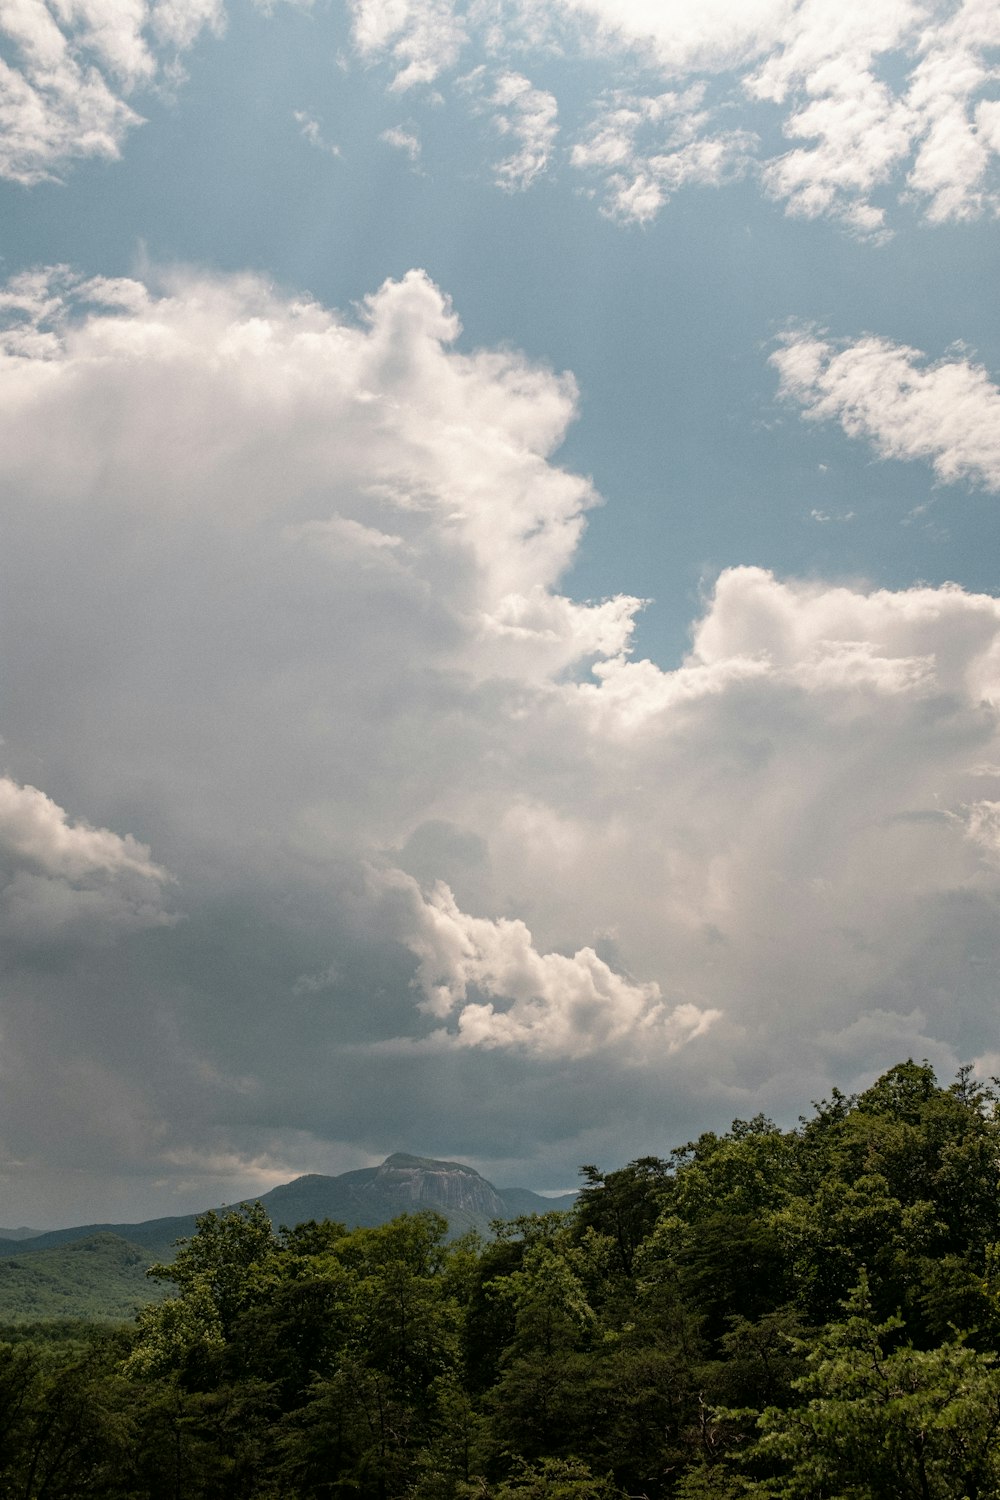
[368,1153,508,1219]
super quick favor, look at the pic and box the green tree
[0,1337,134,1500]
[147,1204,281,1337]
[750,1277,1000,1499]
[576,1158,671,1278]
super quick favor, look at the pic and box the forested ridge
[5,1060,1000,1499]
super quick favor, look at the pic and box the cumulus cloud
[346,0,1000,232]
[0,0,223,181]
[5,263,1000,1218]
[0,776,166,882]
[772,331,1000,489]
[349,0,466,89]
[378,872,720,1057]
[0,261,641,1211]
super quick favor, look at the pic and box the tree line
[3,1059,1000,1498]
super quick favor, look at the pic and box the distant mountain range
[0,1154,577,1324]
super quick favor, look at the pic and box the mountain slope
[0,1155,577,1319]
[0,1234,164,1323]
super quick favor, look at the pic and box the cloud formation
[350,0,466,91]
[348,0,1000,232]
[570,84,753,223]
[0,775,173,945]
[0,777,165,882]
[772,331,1000,489]
[378,872,720,1057]
[483,70,558,192]
[0,0,223,180]
[7,0,999,229]
[379,124,421,158]
[3,263,1000,1220]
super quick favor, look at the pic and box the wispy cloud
[349,0,466,90]
[571,84,753,222]
[294,110,342,155]
[488,70,558,191]
[379,124,421,158]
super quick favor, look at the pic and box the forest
[4,1059,1000,1499]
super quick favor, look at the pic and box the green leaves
[147,1202,282,1336]
[750,1277,1000,1499]
[9,1057,1000,1499]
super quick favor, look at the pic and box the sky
[2,0,1000,1228]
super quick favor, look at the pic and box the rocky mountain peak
[370,1153,507,1218]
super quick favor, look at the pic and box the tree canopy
[4,1059,1000,1498]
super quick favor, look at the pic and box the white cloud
[346,0,1000,231]
[5,263,1000,1211]
[15,0,995,228]
[772,331,1000,489]
[0,776,166,881]
[553,0,797,74]
[294,109,341,155]
[379,871,720,1057]
[0,0,223,180]
[739,0,924,234]
[755,60,917,238]
[571,84,753,222]
[379,123,421,157]
[349,0,466,89]
[0,264,606,655]
[904,0,1000,222]
[487,70,558,191]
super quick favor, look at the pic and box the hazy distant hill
[0,1154,576,1322]
[0,1234,163,1324]
[0,1211,204,1264]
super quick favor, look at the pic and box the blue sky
[2,0,1000,1224]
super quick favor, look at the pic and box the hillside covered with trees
[4,1060,1000,1498]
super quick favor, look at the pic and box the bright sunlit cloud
[1,264,999,1213]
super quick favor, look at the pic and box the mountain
[0,1233,162,1323]
[0,1155,576,1322]
[256,1153,557,1238]
[0,1211,206,1263]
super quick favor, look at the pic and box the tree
[749,1276,1000,1499]
[147,1203,282,1337]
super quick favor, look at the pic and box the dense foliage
[4,1060,1000,1498]
[0,1234,163,1323]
